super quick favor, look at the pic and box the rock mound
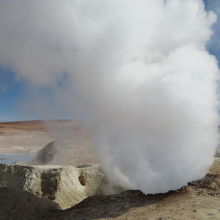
[34,140,97,166]
[36,141,58,163]
[215,148,220,157]
[0,163,104,210]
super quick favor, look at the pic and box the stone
[33,140,97,166]
[36,141,58,163]
[215,147,220,157]
[0,163,104,210]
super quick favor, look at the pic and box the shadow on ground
[50,190,183,220]
[0,188,60,220]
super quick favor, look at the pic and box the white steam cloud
[0,0,219,193]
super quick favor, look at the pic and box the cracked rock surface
[0,163,104,210]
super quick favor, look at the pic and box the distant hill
[0,120,72,132]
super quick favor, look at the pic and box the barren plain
[0,120,219,220]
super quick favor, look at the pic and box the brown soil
[0,161,219,220]
[49,160,220,220]
[0,121,219,219]
[0,120,91,154]
[0,120,48,132]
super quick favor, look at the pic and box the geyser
[0,0,219,194]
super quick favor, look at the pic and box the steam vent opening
[78,173,86,186]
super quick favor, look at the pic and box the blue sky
[204,0,220,62]
[0,66,73,121]
[0,66,24,121]
[0,0,219,122]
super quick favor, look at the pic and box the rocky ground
[51,159,220,220]
[0,159,219,220]
[0,121,219,220]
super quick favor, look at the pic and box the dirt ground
[0,120,91,154]
[48,159,220,220]
[0,120,219,220]
[0,120,52,153]
[0,159,219,220]
[0,120,95,166]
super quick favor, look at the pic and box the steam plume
[0,0,219,193]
